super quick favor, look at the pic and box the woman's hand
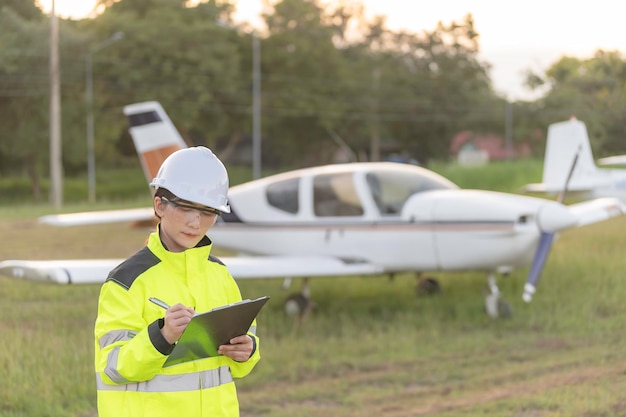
[218,335,254,362]
[161,303,195,344]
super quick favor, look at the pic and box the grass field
[2,160,626,416]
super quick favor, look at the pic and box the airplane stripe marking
[142,146,181,180]
[215,221,516,232]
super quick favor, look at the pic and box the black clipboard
[163,296,270,367]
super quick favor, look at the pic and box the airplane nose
[536,202,577,232]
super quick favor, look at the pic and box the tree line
[2,0,626,201]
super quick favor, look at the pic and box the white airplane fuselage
[209,219,539,273]
[207,163,566,274]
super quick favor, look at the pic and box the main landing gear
[415,272,513,319]
[281,271,514,321]
[282,277,316,331]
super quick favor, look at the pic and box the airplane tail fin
[540,118,598,190]
[123,101,188,185]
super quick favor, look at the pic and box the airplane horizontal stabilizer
[597,155,626,166]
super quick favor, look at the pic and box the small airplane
[1,102,624,318]
[523,117,626,202]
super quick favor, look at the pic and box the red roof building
[450,131,531,161]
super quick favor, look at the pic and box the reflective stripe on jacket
[94,228,260,417]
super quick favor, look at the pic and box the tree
[525,50,626,156]
[78,0,248,164]
[0,8,50,199]
[259,0,359,165]
[332,13,498,163]
[1,0,42,20]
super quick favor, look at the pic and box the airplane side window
[266,178,299,214]
[314,173,363,217]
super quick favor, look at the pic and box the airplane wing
[39,208,155,227]
[0,256,383,285]
[223,256,383,279]
[568,197,625,227]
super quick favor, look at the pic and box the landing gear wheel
[484,292,513,319]
[416,277,441,296]
[284,293,312,317]
[496,297,513,319]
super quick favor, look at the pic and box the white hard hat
[150,146,231,213]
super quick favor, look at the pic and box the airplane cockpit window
[366,168,458,215]
[266,178,300,214]
[314,173,364,217]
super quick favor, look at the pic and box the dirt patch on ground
[240,351,626,417]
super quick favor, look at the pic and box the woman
[94,146,260,417]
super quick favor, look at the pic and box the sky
[38,0,626,100]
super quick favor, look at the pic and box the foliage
[0,0,41,20]
[3,0,626,203]
[523,50,626,157]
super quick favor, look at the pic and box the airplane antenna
[557,145,582,203]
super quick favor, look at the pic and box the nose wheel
[415,272,513,318]
[484,273,513,318]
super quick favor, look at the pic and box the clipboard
[163,296,270,367]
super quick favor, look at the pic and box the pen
[149,297,170,310]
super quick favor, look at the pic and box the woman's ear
[154,196,165,217]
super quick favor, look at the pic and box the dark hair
[153,188,178,219]
[154,187,177,200]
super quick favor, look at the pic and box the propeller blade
[522,144,582,302]
[523,232,555,302]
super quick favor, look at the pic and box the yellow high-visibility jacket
[94,228,260,417]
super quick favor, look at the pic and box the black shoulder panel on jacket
[208,254,226,267]
[106,247,161,290]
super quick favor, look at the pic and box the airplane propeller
[523,146,582,302]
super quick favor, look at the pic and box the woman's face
[154,196,218,252]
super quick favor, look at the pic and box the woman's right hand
[161,303,195,344]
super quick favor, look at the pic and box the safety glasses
[161,197,221,224]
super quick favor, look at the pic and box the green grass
[429,158,544,192]
[2,159,626,417]
[2,217,625,417]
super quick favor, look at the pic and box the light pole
[217,22,262,179]
[85,31,124,203]
[49,0,62,208]
[251,33,261,180]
